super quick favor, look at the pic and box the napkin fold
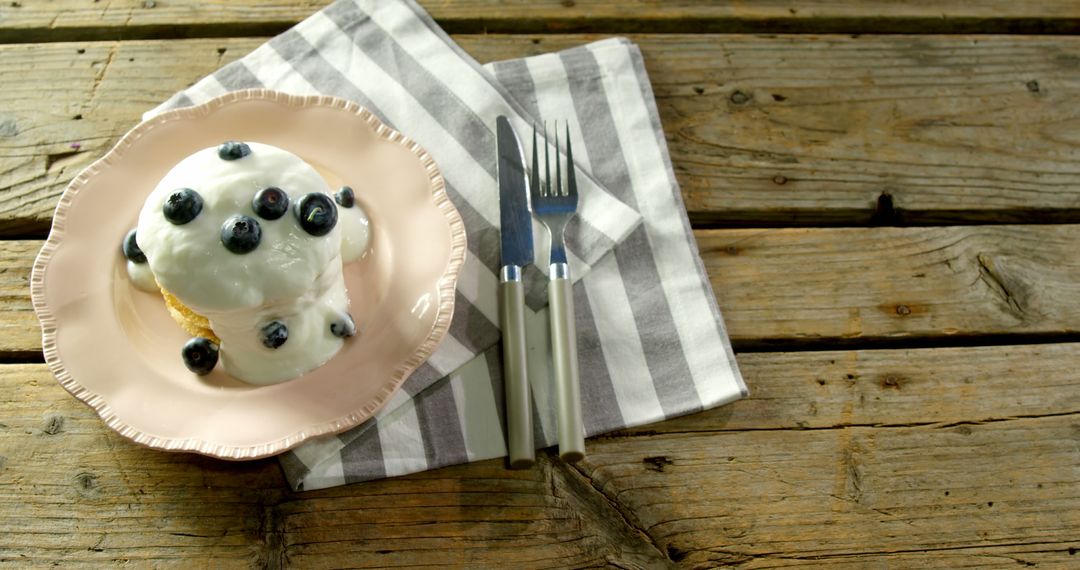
[151,0,746,490]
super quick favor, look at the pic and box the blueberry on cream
[252,187,290,220]
[330,313,356,338]
[132,142,373,385]
[220,215,262,254]
[335,186,355,208]
[218,141,252,161]
[260,320,288,349]
[182,337,219,375]
[295,192,338,236]
[162,188,203,225]
[122,228,146,263]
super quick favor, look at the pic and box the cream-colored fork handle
[549,271,585,462]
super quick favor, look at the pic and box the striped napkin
[149,0,746,490]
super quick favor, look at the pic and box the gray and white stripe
[287,22,745,490]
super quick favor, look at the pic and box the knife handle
[499,268,534,469]
[549,264,585,462]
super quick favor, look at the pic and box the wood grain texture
[577,346,1080,568]
[578,416,1080,568]
[7,224,1080,354]
[613,342,1080,434]
[0,241,41,358]
[593,34,1080,226]
[700,224,1080,348]
[3,343,1077,567]
[5,0,1080,40]
[0,365,661,568]
[6,34,1080,234]
[0,40,251,236]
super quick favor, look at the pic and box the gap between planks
[7,0,1080,42]
[5,224,1080,357]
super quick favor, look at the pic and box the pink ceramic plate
[30,90,467,460]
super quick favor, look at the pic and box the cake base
[161,287,220,344]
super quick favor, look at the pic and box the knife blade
[498,117,534,268]
[496,115,535,469]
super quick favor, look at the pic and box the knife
[496,115,535,469]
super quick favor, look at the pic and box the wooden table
[3,2,1080,567]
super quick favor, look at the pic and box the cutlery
[532,122,585,462]
[496,115,535,469]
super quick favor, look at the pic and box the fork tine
[543,121,551,198]
[554,121,562,197]
[564,122,577,199]
[531,123,540,205]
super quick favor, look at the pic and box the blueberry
[295,193,338,236]
[330,313,356,338]
[252,186,289,220]
[260,320,288,349]
[218,141,251,161]
[220,215,262,254]
[182,337,219,375]
[334,186,355,208]
[162,188,203,225]
[122,228,146,263]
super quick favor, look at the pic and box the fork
[532,121,585,462]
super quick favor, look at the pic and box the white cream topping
[130,142,371,385]
[126,260,158,292]
[339,203,372,262]
[206,257,350,386]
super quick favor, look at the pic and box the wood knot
[693,86,705,95]
[772,174,788,185]
[0,118,18,137]
[666,545,688,562]
[729,90,751,105]
[772,93,787,102]
[895,305,911,316]
[1026,80,1040,93]
[881,375,902,389]
[42,413,65,435]
[73,472,101,496]
[643,456,674,472]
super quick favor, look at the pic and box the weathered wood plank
[0,241,40,358]
[578,415,1080,568]
[3,343,1077,567]
[612,342,1080,435]
[700,224,1080,348]
[7,224,1080,354]
[6,34,1080,233]
[0,40,252,236]
[5,0,1080,40]
[0,365,663,568]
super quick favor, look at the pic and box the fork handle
[549,266,585,462]
[499,272,534,469]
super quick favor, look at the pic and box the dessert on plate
[122,141,371,385]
